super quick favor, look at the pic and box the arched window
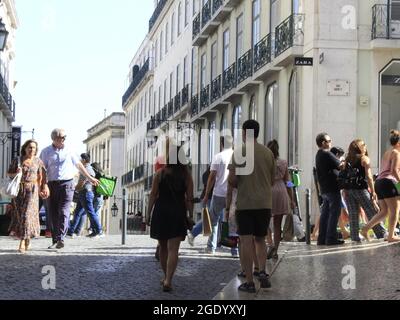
[265,82,279,144]
[249,95,257,120]
[232,105,242,145]
[220,112,227,131]
[288,70,299,166]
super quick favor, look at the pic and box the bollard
[122,188,127,245]
[305,188,312,245]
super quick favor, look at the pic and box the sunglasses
[324,139,332,143]
[56,135,67,141]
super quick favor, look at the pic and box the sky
[14,0,154,154]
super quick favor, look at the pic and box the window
[158,85,162,112]
[178,2,182,36]
[164,79,167,106]
[171,13,175,45]
[208,121,216,163]
[170,72,174,101]
[149,86,153,115]
[223,29,230,71]
[141,96,144,122]
[292,0,302,14]
[220,113,227,131]
[165,23,169,54]
[232,105,242,145]
[249,95,257,120]
[155,40,158,67]
[200,53,207,89]
[236,14,244,60]
[265,82,279,144]
[288,71,299,166]
[211,41,218,81]
[185,0,190,26]
[176,64,181,93]
[183,55,188,86]
[160,32,163,61]
[193,0,197,16]
[252,0,261,47]
[191,48,198,95]
[270,0,279,57]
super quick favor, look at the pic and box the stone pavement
[215,240,400,300]
[0,235,241,300]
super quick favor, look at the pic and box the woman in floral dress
[8,140,47,253]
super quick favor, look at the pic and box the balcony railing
[372,4,400,39]
[237,49,253,84]
[212,0,223,15]
[181,85,189,106]
[202,1,212,28]
[167,100,174,118]
[254,34,272,72]
[161,106,167,123]
[122,170,133,186]
[144,175,154,191]
[275,14,305,57]
[149,0,168,32]
[191,94,199,116]
[200,85,210,111]
[211,75,221,104]
[174,92,181,113]
[122,58,150,106]
[193,13,201,39]
[0,73,15,119]
[222,63,237,95]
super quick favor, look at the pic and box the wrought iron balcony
[275,14,305,57]
[372,4,400,39]
[191,94,199,116]
[212,0,223,15]
[193,13,201,39]
[254,34,272,72]
[237,49,253,84]
[167,100,174,118]
[145,175,154,191]
[122,170,133,187]
[134,164,145,182]
[122,58,150,107]
[174,92,181,113]
[200,85,210,111]
[149,0,168,32]
[181,85,189,106]
[202,1,212,28]
[222,63,237,95]
[211,75,221,104]
[0,72,15,120]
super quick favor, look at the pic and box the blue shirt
[40,145,80,182]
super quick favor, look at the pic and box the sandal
[253,268,260,277]
[162,284,173,292]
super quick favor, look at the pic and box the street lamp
[111,202,119,217]
[0,19,9,51]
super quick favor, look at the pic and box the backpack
[337,162,364,190]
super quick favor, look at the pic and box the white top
[210,148,234,198]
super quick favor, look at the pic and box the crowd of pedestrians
[4,123,400,295]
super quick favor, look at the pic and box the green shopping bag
[218,222,238,248]
[95,176,117,197]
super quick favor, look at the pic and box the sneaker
[94,232,105,238]
[66,233,76,239]
[86,233,97,238]
[258,271,272,289]
[238,282,256,293]
[48,242,57,249]
[56,241,64,249]
[187,232,194,247]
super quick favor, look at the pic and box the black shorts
[375,178,399,200]
[236,209,271,237]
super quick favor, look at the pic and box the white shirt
[40,145,79,182]
[210,148,233,198]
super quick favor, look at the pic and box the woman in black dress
[147,144,194,292]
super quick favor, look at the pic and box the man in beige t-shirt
[228,120,275,293]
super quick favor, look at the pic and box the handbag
[95,175,117,197]
[282,213,295,241]
[0,158,22,198]
[218,221,238,248]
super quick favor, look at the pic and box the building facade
[189,0,400,220]
[123,0,400,222]
[122,0,198,225]
[84,112,125,235]
[0,0,18,214]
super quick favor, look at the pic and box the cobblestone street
[0,235,241,300]
[2,235,400,300]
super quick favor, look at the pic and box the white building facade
[124,0,400,222]
[189,0,400,220]
[84,112,125,235]
[0,0,18,215]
